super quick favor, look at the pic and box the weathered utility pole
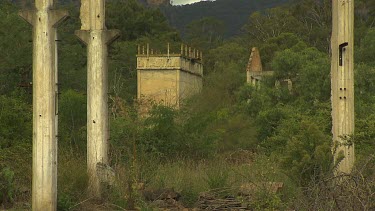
[75,0,119,197]
[19,1,68,210]
[331,0,355,174]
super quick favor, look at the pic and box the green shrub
[57,193,74,211]
[272,118,332,185]
[0,167,15,205]
[57,155,88,210]
[140,105,217,159]
[58,89,87,153]
[205,164,229,190]
[249,191,285,211]
[180,187,199,208]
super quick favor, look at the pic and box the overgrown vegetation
[1,0,375,210]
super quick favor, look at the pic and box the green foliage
[204,42,248,74]
[272,46,331,102]
[161,0,289,38]
[293,48,330,102]
[57,193,74,211]
[355,114,375,159]
[0,94,32,148]
[142,106,181,157]
[59,90,87,153]
[244,7,303,43]
[0,167,15,205]
[252,99,332,185]
[0,1,32,75]
[109,41,138,102]
[110,115,139,163]
[214,113,258,151]
[105,0,182,102]
[236,84,286,118]
[248,192,285,211]
[356,29,375,65]
[202,61,245,103]
[180,187,199,208]
[57,155,88,210]
[57,3,87,91]
[272,49,302,80]
[259,33,303,68]
[277,119,332,185]
[0,0,375,209]
[110,103,219,162]
[255,105,289,143]
[0,0,32,94]
[289,0,332,51]
[355,64,375,104]
[186,17,225,50]
[0,142,32,195]
[141,106,217,158]
[205,162,229,190]
[107,0,179,41]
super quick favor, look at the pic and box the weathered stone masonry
[137,44,203,109]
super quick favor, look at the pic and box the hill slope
[160,0,291,38]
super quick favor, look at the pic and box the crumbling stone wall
[137,45,203,109]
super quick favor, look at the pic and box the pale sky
[171,0,214,5]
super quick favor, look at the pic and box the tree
[106,0,179,41]
[271,44,330,103]
[290,0,331,51]
[243,7,303,43]
[59,90,87,153]
[204,42,247,74]
[186,17,225,50]
[0,94,31,148]
[258,33,302,68]
[356,29,375,65]
[0,1,32,95]
[277,118,332,185]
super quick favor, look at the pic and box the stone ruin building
[247,47,264,86]
[246,47,292,90]
[136,44,203,110]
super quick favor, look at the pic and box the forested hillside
[1,0,375,210]
[160,0,291,37]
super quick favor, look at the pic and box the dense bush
[0,0,375,209]
[0,167,15,206]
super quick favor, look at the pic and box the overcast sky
[171,0,214,5]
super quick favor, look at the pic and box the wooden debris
[197,191,249,210]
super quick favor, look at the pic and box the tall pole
[19,1,68,210]
[75,0,119,197]
[331,0,355,174]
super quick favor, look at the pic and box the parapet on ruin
[137,43,203,110]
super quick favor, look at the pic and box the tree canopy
[0,0,375,209]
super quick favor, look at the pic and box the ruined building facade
[246,47,264,86]
[137,44,203,109]
[246,47,285,88]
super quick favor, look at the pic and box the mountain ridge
[160,0,291,38]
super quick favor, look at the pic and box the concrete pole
[75,0,119,198]
[19,1,68,210]
[331,0,355,174]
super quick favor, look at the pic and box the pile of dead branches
[197,189,249,210]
